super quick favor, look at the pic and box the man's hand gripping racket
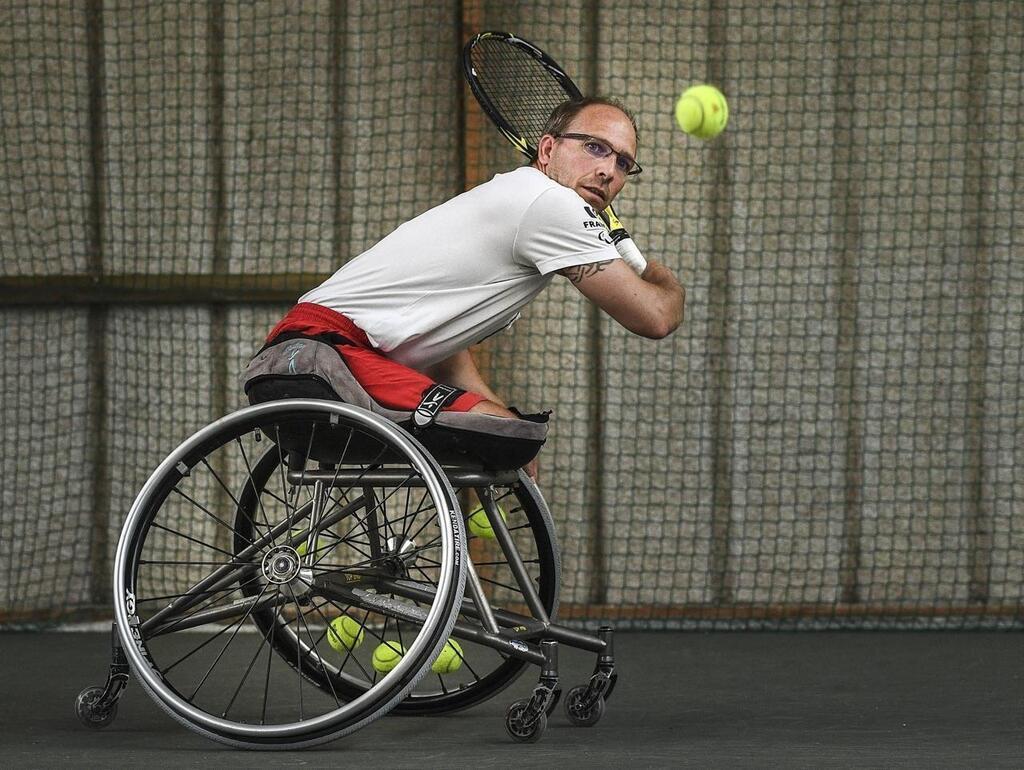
[462,31,648,274]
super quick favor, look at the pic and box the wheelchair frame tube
[478,485,551,625]
[464,557,501,634]
[287,468,520,488]
[368,576,607,654]
[145,588,289,636]
[319,582,548,667]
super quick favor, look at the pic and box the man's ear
[535,134,555,169]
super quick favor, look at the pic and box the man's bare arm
[423,349,540,478]
[560,260,616,285]
[558,258,685,338]
[422,349,511,412]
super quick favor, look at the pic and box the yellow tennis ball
[675,84,729,140]
[327,616,364,653]
[295,536,324,558]
[467,504,507,539]
[431,639,464,674]
[371,641,405,673]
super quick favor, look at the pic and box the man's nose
[595,155,616,178]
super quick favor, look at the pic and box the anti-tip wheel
[505,699,548,743]
[76,686,117,729]
[564,684,605,727]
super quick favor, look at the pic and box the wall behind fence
[1,0,1021,629]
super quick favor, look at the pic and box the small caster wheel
[76,686,118,729]
[505,698,547,743]
[564,684,605,727]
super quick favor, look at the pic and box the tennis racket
[462,31,648,274]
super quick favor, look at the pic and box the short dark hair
[539,97,639,145]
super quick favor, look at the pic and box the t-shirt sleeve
[512,186,622,275]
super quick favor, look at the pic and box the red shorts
[265,303,485,413]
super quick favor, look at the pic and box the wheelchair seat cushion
[240,337,548,471]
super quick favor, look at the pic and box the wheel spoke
[377,501,434,539]
[149,520,240,561]
[290,592,343,708]
[260,601,281,725]
[146,579,243,636]
[169,485,260,550]
[235,437,275,543]
[314,599,377,681]
[160,580,272,676]
[221,585,282,718]
[283,584,305,721]
[186,582,269,702]
[273,424,295,527]
[196,456,258,542]
[308,538,374,570]
[472,558,540,568]
[398,536,443,563]
[477,574,523,593]
[138,559,257,569]
[284,423,319,557]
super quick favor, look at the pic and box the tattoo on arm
[558,260,614,285]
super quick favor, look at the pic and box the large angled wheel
[240,466,560,715]
[113,400,465,750]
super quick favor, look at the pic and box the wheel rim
[113,400,464,744]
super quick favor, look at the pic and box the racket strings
[470,39,577,154]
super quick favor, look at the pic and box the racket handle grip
[601,206,648,274]
[614,235,648,274]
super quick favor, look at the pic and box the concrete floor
[2,631,1021,768]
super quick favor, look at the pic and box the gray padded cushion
[240,337,548,443]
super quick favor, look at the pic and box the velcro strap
[412,384,465,429]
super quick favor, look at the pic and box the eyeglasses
[553,133,643,176]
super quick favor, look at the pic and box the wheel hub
[262,545,301,584]
[383,536,418,578]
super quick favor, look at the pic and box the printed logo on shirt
[582,204,606,231]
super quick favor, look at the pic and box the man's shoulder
[511,173,619,274]
[487,166,575,201]
[450,167,583,227]
[494,168,593,222]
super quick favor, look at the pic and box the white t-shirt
[300,166,620,369]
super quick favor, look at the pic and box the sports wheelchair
[76,337,616,749]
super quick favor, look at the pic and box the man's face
[535,104,638,211]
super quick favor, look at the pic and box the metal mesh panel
[1,1,1021,630]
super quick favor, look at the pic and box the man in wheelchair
[81,97,684,749]
[244,98,685,477]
